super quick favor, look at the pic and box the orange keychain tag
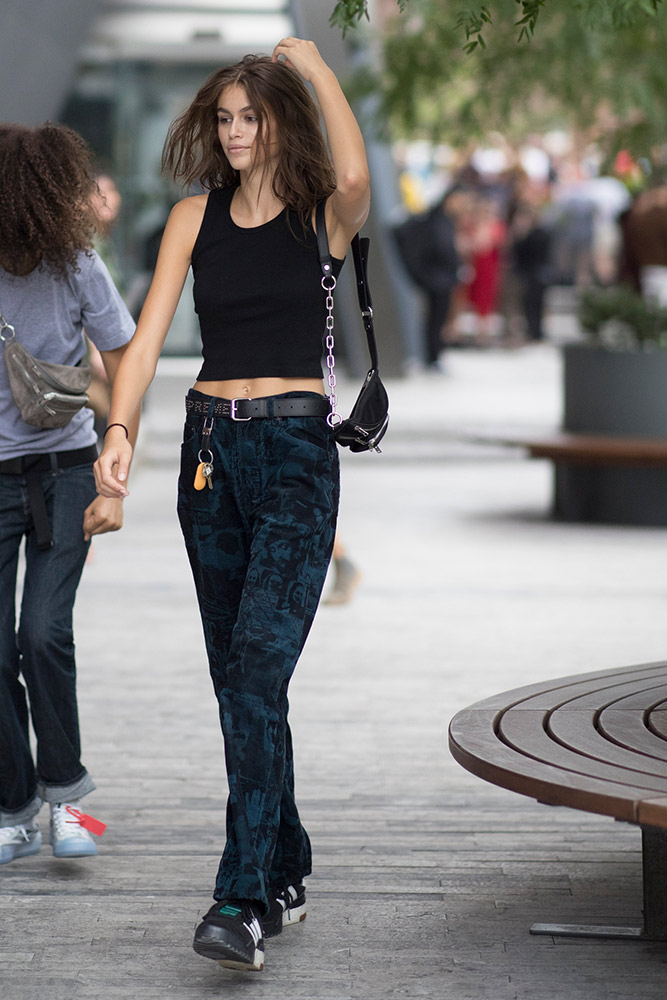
[66,805,107,837]
[194,462,207,490]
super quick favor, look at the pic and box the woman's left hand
[83,495,124,540]
[271,37,327,82]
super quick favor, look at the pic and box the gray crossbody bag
[0,309,92,428]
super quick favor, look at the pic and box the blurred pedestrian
[511,202,554,342]
[0,123,136,865]
[323,534,362,605]
[464,195,506,345]
[88,171,125,438]
[91,172,124,291]
[393,185,474,370]
[622,181,667,306]
[94,38,370,972]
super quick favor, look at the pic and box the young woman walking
[95,38,370,971]
[0,123,136,864]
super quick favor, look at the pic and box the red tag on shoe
[66,806,107,837]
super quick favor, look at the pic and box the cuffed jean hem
[37,771,95,805]
[0,793,43,827]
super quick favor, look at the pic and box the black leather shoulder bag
[315,201,389,454]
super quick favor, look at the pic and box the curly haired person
[0,123,136,863]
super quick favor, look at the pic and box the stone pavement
[4,344,667,999]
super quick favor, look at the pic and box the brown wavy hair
[162,55,337,224]
[0,122,98,277]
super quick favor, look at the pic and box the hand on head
[271,37,326,82]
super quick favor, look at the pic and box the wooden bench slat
[648,709,667,740]
[541,680,667,713]
[499,710,667,793]
[502,674,667,714]
[468,431,667,466]
[525,435,667,466]
[543,682,667,769]
[547,710,667,777]
[448,708,667,825]
[463,662,667,714]
[596,707,667,760]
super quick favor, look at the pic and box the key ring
[0,312,16,342]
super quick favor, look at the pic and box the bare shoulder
[162,194,209,258]
[169,193,208,231]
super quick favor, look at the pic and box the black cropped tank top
[191,186,345,381]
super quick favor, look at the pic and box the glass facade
[62,2,292,353]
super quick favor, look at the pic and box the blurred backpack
[391,211,432,287]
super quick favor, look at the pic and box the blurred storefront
[1,1,410,371]
[62,1,293,352]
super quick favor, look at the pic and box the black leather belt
[0,444,98,476]
[185,395,331,420]
[0,444,98,551]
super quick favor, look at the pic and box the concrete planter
[557,343,667,525]
[563,343,667,437]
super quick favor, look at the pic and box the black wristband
[103,422,129,439]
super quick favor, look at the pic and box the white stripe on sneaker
[244,916,263,947]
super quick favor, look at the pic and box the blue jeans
[177,391,339,912]
[0,460,97,826]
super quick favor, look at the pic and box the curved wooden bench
[448,660,667,940]
[467,430,667,466]
[465,430,667,524]
[490,433,667,466]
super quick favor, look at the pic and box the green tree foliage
[339,0,667,157]
[330,0,661,41]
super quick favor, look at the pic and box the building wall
[1,0,105,123]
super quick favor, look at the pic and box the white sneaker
[0,824,42,865]
[50,802,98,858]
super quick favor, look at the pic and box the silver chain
[322,274,342,428]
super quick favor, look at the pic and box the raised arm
[94,194,206,498]
[272,38,371,250]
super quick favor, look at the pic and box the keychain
[194,461,214,490]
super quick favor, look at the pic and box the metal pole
[290,0,412,376]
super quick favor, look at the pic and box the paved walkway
[4,344,667,999]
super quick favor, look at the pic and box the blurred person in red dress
[463,196,506,345]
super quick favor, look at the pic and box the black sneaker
[193,900,265,971]
[263,884,307,939]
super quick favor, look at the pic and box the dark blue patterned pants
[177,390,339,913]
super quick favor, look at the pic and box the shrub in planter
[560,285,667,525]
[578,285,667,350]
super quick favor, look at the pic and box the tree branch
[330,0,662,47]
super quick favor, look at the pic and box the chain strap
[322,274,342,428]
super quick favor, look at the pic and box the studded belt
[185,395,331,420]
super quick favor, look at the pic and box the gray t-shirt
[0,251,135,460]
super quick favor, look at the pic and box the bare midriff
[193,376,325,399]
